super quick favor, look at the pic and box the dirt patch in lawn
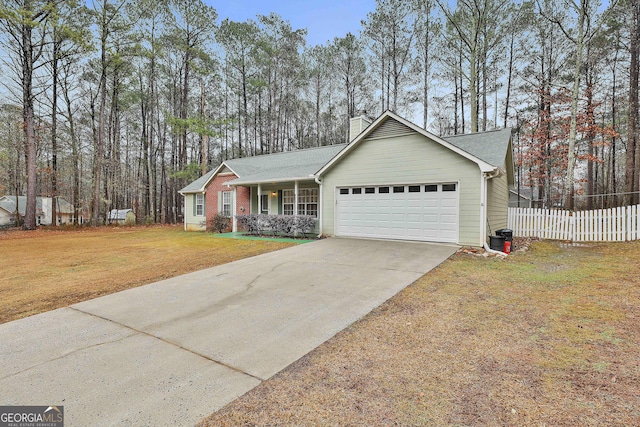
[199,240,640,426]
[0,225,295,323]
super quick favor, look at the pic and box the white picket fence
[507,205,640,242]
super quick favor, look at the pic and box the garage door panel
[336,184,459,243]
[441,199,458,208]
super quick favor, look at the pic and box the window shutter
[192,195,196,216]
[217,191,222,214]
[203,194,206,217]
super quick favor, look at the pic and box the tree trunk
[563,0,587,211]
[92,0,108,226]
[586,75,595,210]
[503,33,515,128]
[63,78,80,224]
[51,35,60,226]
[200,80,208,176]
[22,5,37,230]
[627,0,640,205]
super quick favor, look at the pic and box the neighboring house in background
[108,209,136,225]
[509,189,531,208]
[180,110,514,247]
[0,198,17,226]
[509,188,542,208]
[0,195,75,226]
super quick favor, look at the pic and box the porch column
[294,181,299,216]
[257,183,262,214]
[232,186,238,232]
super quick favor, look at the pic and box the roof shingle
[443,128,512,168]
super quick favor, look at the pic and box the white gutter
[228,176,316,186]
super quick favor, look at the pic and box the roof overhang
[225,175,317,186]
[178,162,239,195]
[316,110,497,177]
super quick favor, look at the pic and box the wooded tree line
[0,0,637,229]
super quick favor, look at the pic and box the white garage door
[336,183,459,243]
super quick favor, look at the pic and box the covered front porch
[228,178,321,235]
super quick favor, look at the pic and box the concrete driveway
[0,238,456,426]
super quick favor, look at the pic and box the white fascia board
[387,111,497,172]
[315,113,390,177]
[225,176,316,186]
[316,110,496,176]
[201,162,233,190]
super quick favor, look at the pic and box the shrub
[235,214,316,237]
[210,214,231,233]
[294,215,316,237]
[125,215,136,226]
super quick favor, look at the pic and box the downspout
[315,174,323,238]
[483,241,508,256]
[480,173,488,247]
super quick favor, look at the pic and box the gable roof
[0,198,16,214]
[226,144,346,185]
[317,111,507,177]
[0,196,74,215]
[444,128,513,168]
[179,169,217,194]
[0,196,43,216]
[180,111,514,193]
[180,144,347,193]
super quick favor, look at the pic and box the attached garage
[317,111,514,247]
[335,183,459,243]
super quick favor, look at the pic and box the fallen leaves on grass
[198,240,640,427]
[0,225,294,323]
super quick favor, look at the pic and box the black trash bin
[496,228,513,252]
[489,235,505,251]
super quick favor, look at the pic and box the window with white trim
[282,188,318,217]
[283,189,294,215]
[195,194,204,216]
[222,191,232,217]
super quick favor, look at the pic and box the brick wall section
[204,173,251,229]
[236,186,251,215]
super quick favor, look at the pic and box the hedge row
[235,214,316,237]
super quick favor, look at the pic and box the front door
[260,191,271,214]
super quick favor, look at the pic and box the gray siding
[321,129,483,246]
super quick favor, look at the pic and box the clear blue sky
[208,0,376,46]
